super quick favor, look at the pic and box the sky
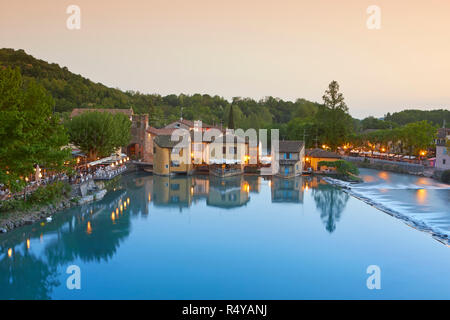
[0,0,449,119]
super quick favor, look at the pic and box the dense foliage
[66,111,131,160]
[318,160,360,176]
[353,120,438,156]
[384,109,450,127]
[0,67,71,192]
[0,181,71,212]
[0,48,446,155]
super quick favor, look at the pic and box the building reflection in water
[207,176,250,209]
[0,173,351,299]
[148,175,257,210]
[271,176,304,203]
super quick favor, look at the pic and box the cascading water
[347,168,450,243]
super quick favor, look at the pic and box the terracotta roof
[165,119,222,130]
[306,148,341,159]
[147,127,177,136]
[154,134,190,148]
[70,108,133,118]
[278,141,304,153]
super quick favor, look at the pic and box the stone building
[436,128,450,170]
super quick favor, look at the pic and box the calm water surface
[1,171,449,300]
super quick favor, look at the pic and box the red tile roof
[306,148,341,158]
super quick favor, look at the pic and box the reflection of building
[243,175,261,193]
[271,176,304,203]
[273,141,305,178]
[305,148,341,172]
[192,175,210,201]
[436,128,450,170]
[207,176,250,208]
[152,175,194,208]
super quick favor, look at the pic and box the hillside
[0,48,447,131]
[0,48,323,129]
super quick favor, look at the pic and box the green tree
[228,104,235,129]
[0,67,71,193]
[401,120,437,156]
[66,111,131,161]
[316,81,353,151]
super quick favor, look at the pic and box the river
[0,171,449,299]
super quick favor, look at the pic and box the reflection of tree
[0,251,59,300]
[312,184,349,233]
[0,189,132,299]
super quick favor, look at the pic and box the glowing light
[120,204,123,211]
[86,221,92,235]
[40,222,45,227]
[8,248,12,258]
[306,157,310,162]
[305,185,309,191]
[127,198,130,205]
[420,151,426,156]
[381,147,386,152]
[111,212,115,221]
[116,208,119,215]
[268,180,272,187]
[322,145,326,149]
[124,202,127,209]
[416,189,427,204]
[26,239,30,249]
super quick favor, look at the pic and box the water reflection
[271,176,304,203]
[0,173,348,299]
[312,183,350,233]
[0,189,132,299]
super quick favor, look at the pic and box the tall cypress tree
[228,104,235,129]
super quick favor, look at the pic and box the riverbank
[0,196,77,233]
[0,181,109,233]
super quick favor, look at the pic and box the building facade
[273,141,305,178]
[436,128,450,170]
[305,149,342,172]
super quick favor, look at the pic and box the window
[165,164,169,168]
[171,161,180,167]
[170,184,180,191]
[444,159,447,165]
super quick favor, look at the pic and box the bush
[441,170,450,184]
[318,160,360,176]
[28,181,71,205]
[0,198,30,213]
